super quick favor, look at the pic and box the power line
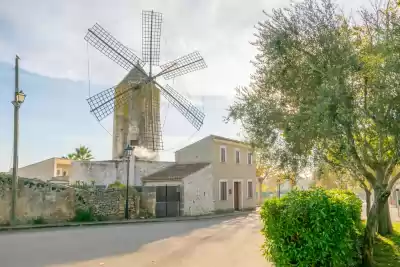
[86,42,112,137]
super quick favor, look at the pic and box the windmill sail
[159,51,207,80]
[85,23,146,72]
[155,82,205,131]
[142,11,163,66]
[84,10,207,157]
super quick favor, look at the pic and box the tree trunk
[361,203,378,267]
[365,189,371,218]
[361,188,390,267]
[377,198,393,235]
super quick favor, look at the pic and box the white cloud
[0,0,293,97]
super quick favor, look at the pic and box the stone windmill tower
[84,11,207,159]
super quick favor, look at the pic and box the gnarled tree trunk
[365,189,371,217]
[361,188,391,267]
[377,198,393,235]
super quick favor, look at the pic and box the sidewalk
[0,210,252,232]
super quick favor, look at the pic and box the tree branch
[345,126,377,186]
[387,171,400,191]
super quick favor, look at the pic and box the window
[247,152,253,165]
[63,171,68,176]
[56,169,61,176]
[220,180,228,200]
[235,149,240,164]
[220,146,227,163]
[247,180,253,198]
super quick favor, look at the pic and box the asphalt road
[0,212,269,267]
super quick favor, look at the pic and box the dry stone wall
[0,174,138,225]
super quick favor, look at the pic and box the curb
[0,211,251,232]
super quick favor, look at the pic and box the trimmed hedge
[260,188,363,267]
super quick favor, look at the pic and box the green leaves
[260,188,363,266]
[227,0,400,187]
[67,145,94,161]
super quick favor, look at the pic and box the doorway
[234,181,241,211]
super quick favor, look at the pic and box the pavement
[0,212,270,267]
[0,211,251,232]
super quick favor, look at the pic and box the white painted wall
[183,165,215,216]
[69,160,174,186]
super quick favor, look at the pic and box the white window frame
[247,151,253,165]
[247,179,254,199]
[56,168,62,176]
[220,145,227,163]
[219,179,228,201]
[235,148,241,164]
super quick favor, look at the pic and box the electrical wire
[161,101,170,130]
[86,42,113,137]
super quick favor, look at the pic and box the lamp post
[124,141,137,220]
[10,55,26,225]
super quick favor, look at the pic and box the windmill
[84,11,207,159]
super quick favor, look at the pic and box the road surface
[0,212,269,267]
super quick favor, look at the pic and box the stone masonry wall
[0,174,137,225]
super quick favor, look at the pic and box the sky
[0,0,367,171]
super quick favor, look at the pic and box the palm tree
[67,145,94,160]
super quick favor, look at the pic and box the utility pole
[10,55,25,225]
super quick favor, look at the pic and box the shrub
[260,188,363,267]
[108,181,125,189]
[71,207,97,222]
[32,216,46,225]
[138,208,153,219]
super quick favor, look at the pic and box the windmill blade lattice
[156,83,205,130]
[142,11,163,66]
[87,84,139,121]
[159,51,207,80]
[84,10,207,153]
[85,23,145,71]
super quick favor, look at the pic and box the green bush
[71,208,97,222]
[260,188,363,267]
[32,216,46,225]
[138,208,154,219]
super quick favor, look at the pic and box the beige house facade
[143,135,257,214]
[13,157,71,182]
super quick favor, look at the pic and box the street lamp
[13,90,26,106]
[10,56,25,225]
[124,141,137,219]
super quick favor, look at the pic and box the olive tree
[227,0,400,265]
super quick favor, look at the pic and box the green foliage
[71,208,97,222]
[72,180,95,190]
[67,145,94,160]
[32,216,46,225]
[260,188,363,266]
[108,181,125,189]
[138,208,154,219]
[226,0,400,191]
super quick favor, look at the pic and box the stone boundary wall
[0,174,137,225]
